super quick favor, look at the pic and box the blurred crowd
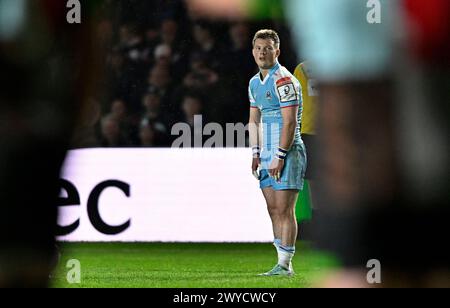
[72,0,299,148]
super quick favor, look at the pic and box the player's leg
[259,144,305,276]
[274,145,305,248]
[276,190,299,247]
[261,186,289,271]
[259,189,298,276]
[262,187,281,242]
[275,189,298,271]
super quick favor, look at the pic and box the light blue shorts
[259,143,307,191]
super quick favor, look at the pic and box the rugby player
[248,29,307,276]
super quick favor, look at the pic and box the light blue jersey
[249,61,307,191]
[249,61,303,148]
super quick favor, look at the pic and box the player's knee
[268,205,281,218]
[276,205,295,218]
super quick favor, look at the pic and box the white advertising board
[57,148,273,242]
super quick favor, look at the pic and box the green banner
[246,0,284,20]
[296,180,312,222]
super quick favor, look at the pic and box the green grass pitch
[51,242,339,288]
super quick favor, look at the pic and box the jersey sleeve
[248,82,258,109]
[275,76,300,108]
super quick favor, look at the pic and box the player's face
[253,38,280,70]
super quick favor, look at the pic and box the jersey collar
[259,61,280,85]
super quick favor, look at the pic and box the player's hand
[269,158,285,183]
[252,157,261,180]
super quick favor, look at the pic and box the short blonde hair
[252,29,280,48]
